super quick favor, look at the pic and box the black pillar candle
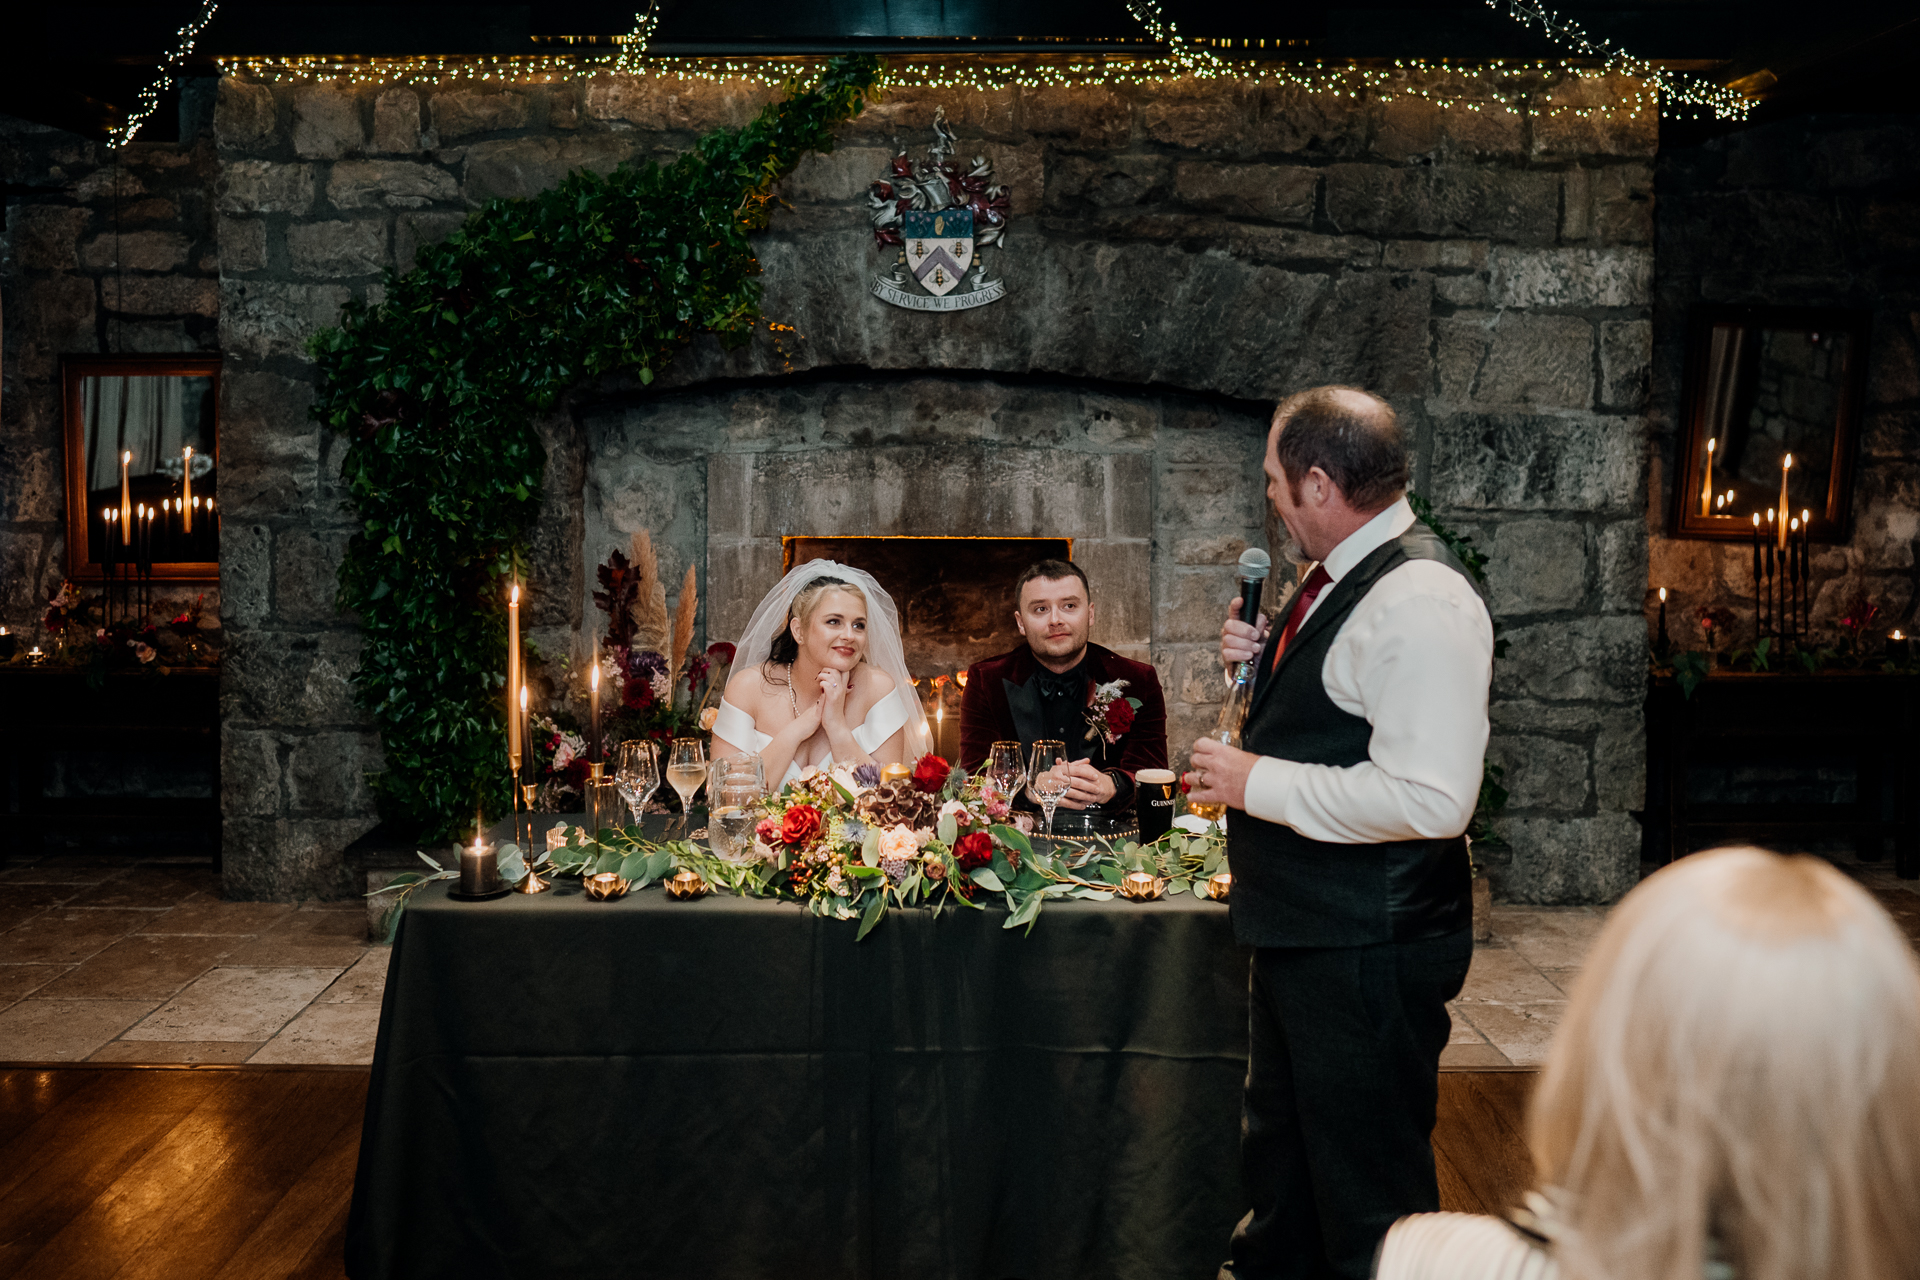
[1751,516,1763,642]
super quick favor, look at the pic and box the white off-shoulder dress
[711,687,913,788]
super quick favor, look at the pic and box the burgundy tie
[1271,564,1333,672]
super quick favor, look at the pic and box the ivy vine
[308,55,883,840]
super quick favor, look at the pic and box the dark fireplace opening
[782,536,1072,677]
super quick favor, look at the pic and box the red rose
[622,678,655,712]
[1104,700,1135,735]
[953,831,994,870]
[707,641,737,665]
[781,804,823,846]
[911,754,951,794]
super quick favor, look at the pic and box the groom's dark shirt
[957,643,1168,798]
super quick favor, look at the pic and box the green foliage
[1671,649,1710,699]
[307,56,882,840]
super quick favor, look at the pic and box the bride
[712,560,932,787]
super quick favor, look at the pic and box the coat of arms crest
[867,108,1010,312]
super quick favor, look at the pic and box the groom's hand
[1054,759,1117,810]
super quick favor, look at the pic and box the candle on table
[459,831,494,895]
[1800,509,1812,636]
[1656,587,1669,652]
[1699,438,1715,516]
[507,583,521,773]
[588,643,602,765]
[120,450,132,544]
[181,446,193,533]
[1777,454,1792,550]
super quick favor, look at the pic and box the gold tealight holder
[1205,871,1232,903]
[664,869,710,900]
[880,762,911,786]
[1118,870,1166,901]
[583,872,630,901]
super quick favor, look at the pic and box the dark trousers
[1221,932,1473,1280]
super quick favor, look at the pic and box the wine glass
[665,737,708,836]
[707,754,765,862]
[614,739,659,829]
[1186,731,1231,824]
[986,740,1027,809]
[1028,740,1069,839]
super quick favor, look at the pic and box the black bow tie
[1036,670,1084,702]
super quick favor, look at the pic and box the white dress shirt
[1243,498,1493,844]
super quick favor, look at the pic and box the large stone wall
[1,97,224,631]
[1649,116,1920,645]
[187,69,1656,899]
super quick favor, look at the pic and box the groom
[958,559,1167,811]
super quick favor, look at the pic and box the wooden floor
[0,1066,1534,1279]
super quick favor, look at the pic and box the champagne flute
[665,737,708,837]
[707,754,765,862]
[615,739,659,829]
[1029,740,1069,839]
[1187,731,1231,823]
[987,740,1027,809]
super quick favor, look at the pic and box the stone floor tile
[0,998,160,1062]
[219,940,369,969]
[88,1039,264,1064]
[1439,1042,1514,1069]
[1539,966,1583,996]
[318,948,391,1004]
[65,867,221,910]
[1490,909,1605,970]
[37,934,241,1001]
[0,909,158,965]
[0,864,128,886]
[1454,948,1564,1005]
[296,900,367,912]
[0,965,69,1000]
[249,1003,381,1065]
[121,966,341,1043]
[261,909,373,943]
[1458,1002,1566,1067]
[1447,1004,1486,1045]
[138,900,294,935]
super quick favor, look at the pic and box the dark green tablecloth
[345,835,1251,1280]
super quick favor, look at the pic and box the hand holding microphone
[1222,548,1272,668]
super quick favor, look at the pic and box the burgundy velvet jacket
[957,643,1169,795]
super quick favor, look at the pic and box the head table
[345,815,1251,1280]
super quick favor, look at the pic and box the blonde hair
[767,576,868,667]
[1529,847,1920,1280]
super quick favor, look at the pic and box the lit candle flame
[1784,453,1793,471]
[519,684,529,712]
[1658,587,1667,602]
[510,584,519,605]
[590,662,599,691]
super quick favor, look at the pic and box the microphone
[1237,547,1272,626]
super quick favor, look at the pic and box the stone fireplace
[61,67,1659,903]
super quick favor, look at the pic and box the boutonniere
[1085,678,1143,748]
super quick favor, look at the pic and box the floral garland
[552,755,1227,939]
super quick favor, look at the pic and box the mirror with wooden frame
[61,353,221,581]
[1671,305,1869,542]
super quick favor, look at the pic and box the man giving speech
[1188,387,1494,1280]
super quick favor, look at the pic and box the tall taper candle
[102,509,115,622]
[507,583,522,773]
[1751,513,1762,639]
[182,446,193,533]
[1657,587,1669,653]
[120,451,132,544]
[1777,454,1792,550]
[1700,438,1716,516]
[589,647,602,765]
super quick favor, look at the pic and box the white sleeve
[711,698,771,755]
[1374,1213,1557,1280]
[1242,568,1492,844]
[850,688,910,755]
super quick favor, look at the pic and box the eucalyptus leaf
[970,867,1005,892]
[856,896,887,941]
[989,824,1033,861]
[937,811,959,846]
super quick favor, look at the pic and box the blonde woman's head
[1530,847,1920,1280]
[767,576,868,670]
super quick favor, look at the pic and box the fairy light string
[203,0,1751,124]
[112,0,220,148]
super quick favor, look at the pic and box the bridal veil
[730,559,934,761]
